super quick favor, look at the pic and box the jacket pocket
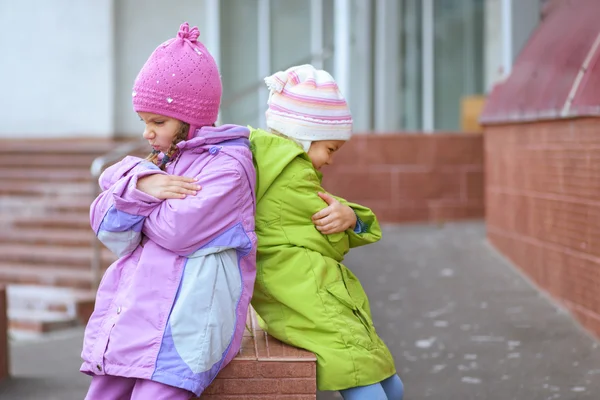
[325,280,375,350]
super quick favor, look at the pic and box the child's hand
[312,192,357,235]
[136,174,201,199]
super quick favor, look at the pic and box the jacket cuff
[353,213,368,234]
[113,170,163,216]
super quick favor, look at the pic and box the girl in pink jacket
[81,23,256,400]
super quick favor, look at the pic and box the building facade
[0,0,541,139]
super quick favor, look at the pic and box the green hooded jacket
[249,128,396,391]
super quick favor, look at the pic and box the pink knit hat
[264,64,353,150]
[132,22,222,138]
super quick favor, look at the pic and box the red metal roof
[480,0,600,125]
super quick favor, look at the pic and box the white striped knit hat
[264,64,353,151]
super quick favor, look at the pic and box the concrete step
[6,284,96,334]
[0,200,91,226]
[0,286,7,381]
[45,197,93,213]
[0,154,100,169]
[0,139,120,154]
[7,285,94,315]
[12,212,91,230]
[8,309,79,334]
[0,263,93,290]
[0,168,93,182]
[0,243,116,269]
[0,196,92,215]
[0,181,93,197]
[0,227,94,247]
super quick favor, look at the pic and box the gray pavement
[318,222,600,400]
[1,221,599,400]
[1,327,90,399]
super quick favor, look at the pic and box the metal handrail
[90,138,148,179]
[220,47,333,109]
[89,49,334,289]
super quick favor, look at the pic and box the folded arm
[334,196,382,248]
[90,157,164,257]
[140,165,244,256]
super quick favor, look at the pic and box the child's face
[139,112,183,153]
[307,140,346,170]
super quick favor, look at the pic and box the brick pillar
[0,285,9,381]
[485,120,600,337]
[198,308,317,399]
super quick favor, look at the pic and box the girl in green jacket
[249,64,404,400]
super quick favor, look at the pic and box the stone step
[0,168,93,182]
[0,181,93,197]
[12,212,91,230]
[0,139,120,154]
[0,200,90,226]
[7,284,94,315]
[0,264,93,290]
[0,243,116,269]
[6,284,96,334]
[0,227,94,247]
[0,197,92,215]
[0,154,100,169]
[0,286,7,381]
[8,309,79,334]
[46,197,93,213]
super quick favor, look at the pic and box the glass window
[323,0,335,74]
[270,0,312,72]
[400,0,423,130]
[220,0,260,127]
[433,0,485,131]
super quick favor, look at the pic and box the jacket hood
[249,128,317,202]
[176,124,250,152]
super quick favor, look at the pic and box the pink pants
[85,375,193,400]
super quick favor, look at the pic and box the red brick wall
[485,118,600,336]
[0,286,8,381]
[195,308,316,399]
[322,133,485,223]
[202,361,316,399]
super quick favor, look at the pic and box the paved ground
[319,222,600,400]
[0,327,90,400]
[1,221,599,400]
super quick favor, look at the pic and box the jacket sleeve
[90,156,165,257]
[281,167,381,258]
[334,196,383,248]
[140,163,245,256]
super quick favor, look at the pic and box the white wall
[511,0,540,61]
[349,0,373,132]
[374,0,401,132]
[0,0,115,138]
[219,0,260,129]
[484,0,540,93]
[114,0,207,137]
[484,0,504,92]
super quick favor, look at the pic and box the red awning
[480,0,600,125]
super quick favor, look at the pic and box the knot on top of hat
[177,22,200,43]
[264,71,288,95]
[265,64,319,95]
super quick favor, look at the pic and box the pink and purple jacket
[81,124,256,396]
